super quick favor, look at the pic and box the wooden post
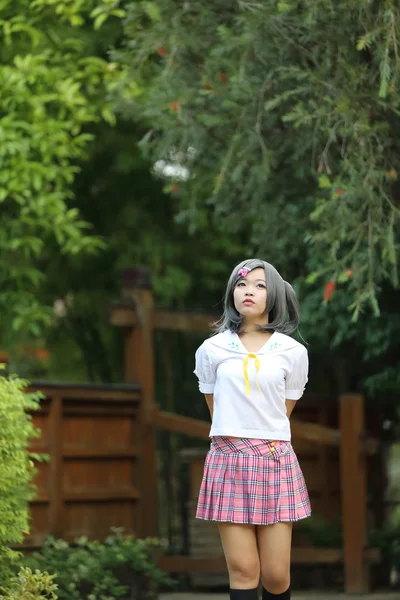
[48,395,64,538]
[339,393,369,593]
[318,403,332,520]
[121,268,158,538]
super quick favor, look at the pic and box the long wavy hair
[214,258,300,335]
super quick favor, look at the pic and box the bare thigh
[257,522,292,594]
[217,522,260,589]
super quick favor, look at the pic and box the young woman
[194,259,311,600]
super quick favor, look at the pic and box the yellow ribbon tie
[243,353,263,395]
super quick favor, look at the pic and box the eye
[237,281,246,287]
[257,283,266,289]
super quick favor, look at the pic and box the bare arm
[204,393,214,420]
[285,399,297,419]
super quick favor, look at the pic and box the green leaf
[101,106,117,125]
[305,271,320,284]
[277,2,290,13]
[70,14,84,26]
[318,175,332,189]
[144,2,161,22]
[337,271,350,283]
[94,13,109,30]
[356,35,369,51]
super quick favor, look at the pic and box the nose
[245,289,254,296]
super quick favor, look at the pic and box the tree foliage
[117,0,400,317]
[37,120,245,383]
[2,0,396,419]
[0,0,132,333]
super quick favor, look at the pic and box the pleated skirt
[196,437,311,525]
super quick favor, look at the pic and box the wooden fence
[26,382,142,545]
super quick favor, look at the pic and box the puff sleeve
[285,345,309,400]
[193,342,216,394]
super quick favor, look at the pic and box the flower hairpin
[238,268,250,278]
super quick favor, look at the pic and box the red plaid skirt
[196,437,311,525]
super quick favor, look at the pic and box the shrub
[296,515,343,548]
[371,524,400,579]
[24,530,174,600]
[0,370,43,584]
[0,567,58,600]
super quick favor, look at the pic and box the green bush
[371,524,400,572]
[0,370,43,584]
[296,515,343,548]
[0,567,58,600]
[24,531,174,600]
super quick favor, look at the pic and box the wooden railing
[154,406,377,453]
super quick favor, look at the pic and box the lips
[243,299,255,305]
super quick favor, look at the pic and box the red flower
[157,48,166,57]
[324,281,336,301]
[202,82,212,90]
[171,183,180,192]
[387,170,396,179]
[336,188,343,196]
[36,348,50,361]
[345,269,353,277]
[219,72,229,84]
[170,101,180,111]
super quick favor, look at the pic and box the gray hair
[214,258,300,335]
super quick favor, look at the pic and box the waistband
[210,436,290,457]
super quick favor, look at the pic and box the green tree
[117,0,400,317]
[0,0,131,334]
[35,119,245,383]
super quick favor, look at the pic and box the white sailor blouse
[194,330,309,441]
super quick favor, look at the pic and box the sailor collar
[206,329,300,354]
[205,330,301,397]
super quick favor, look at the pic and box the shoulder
[273,332,307,359]
[198,330,234,351]
[208,330,235,345]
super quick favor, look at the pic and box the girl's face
[233,267,268,322]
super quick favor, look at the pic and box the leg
[257,522,292,598]
[217,522,260,597]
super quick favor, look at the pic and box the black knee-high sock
[230,587,259,600]
[262,585,291,599]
